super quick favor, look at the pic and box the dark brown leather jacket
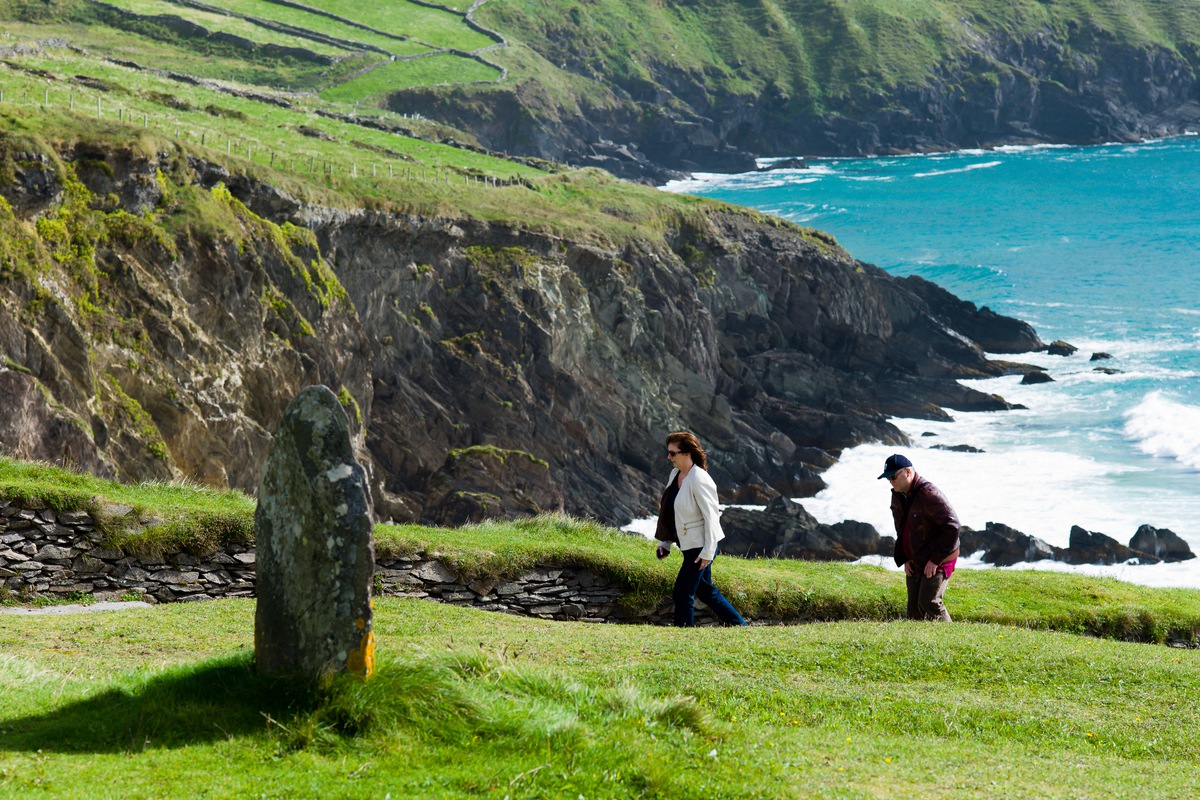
[891,476,961,568]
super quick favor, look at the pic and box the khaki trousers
[906,571,952,621]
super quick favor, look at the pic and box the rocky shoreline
[389,33,1200,184]
[719,496,1196,568]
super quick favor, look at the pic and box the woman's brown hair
[666,431,707,470]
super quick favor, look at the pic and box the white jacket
[657,466,725,561]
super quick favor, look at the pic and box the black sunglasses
[666,449,685,458]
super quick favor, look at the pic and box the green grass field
[2,457,1200,797]
[0,44,730,242]
[4,456,1200,644]
[1,0,500,108]
[100,0,358,58]
[0,598,1197,798]
[319,53,502,103]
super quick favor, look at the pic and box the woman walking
[654,431,748,627]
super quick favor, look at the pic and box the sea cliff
[0,142,1044,525]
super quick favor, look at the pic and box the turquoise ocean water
[656,136,1200,587]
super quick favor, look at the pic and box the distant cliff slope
[392,0,1200,179]
[0,140,1041,526]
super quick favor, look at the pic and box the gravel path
[0,601,154,615]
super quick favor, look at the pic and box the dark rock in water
[959,522,1063,566]
[1021,371,1054,385]
[898,275,1045,354]
[931,443,984,453]
[720,496,893,561]
[1093,367,1121,375]
[1129,524,1196,562]
[1064,525,1160,565]
[782,464,827,498]
[255,385,375,678]
[1090,352,1113,361]
[760,157,809,171]
[921,432,938,437]
[826,519,889,557]
[1047,340,1078,356]
[732,482,781,505]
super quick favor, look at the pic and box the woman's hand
[695,555,712,569]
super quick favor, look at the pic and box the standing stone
[255,385,375,678]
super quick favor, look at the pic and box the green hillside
[0,37,733,237]
[0,0,503,104]
[2,595,1198,797]
[8,0,1200,176]
[477,0,1200,115]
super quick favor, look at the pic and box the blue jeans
[673,548,747,627]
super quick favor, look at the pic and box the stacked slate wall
[0,499,730,624]
[0,500,256,604]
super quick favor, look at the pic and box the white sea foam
[1124,392,1200,469]
[913,161,1002,178]
[991,143,1074,153]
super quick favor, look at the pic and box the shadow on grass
[0,653,317,754]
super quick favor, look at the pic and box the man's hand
[656,546,669,560]
[903,561,914,576]
[696,556,712,569]
[923,560,938,579]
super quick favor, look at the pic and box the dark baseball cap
[877,454,913,479]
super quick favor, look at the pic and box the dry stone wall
[0,500,256,604]
[0,499,729,624]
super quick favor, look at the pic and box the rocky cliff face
[0,141,374,494]
[0,141,1042,526]
[389,34,1200,179]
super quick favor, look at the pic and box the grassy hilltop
[1,459,1200,797]
[10,0,1200,178]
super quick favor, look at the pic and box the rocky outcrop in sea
[720,506,1196,568]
